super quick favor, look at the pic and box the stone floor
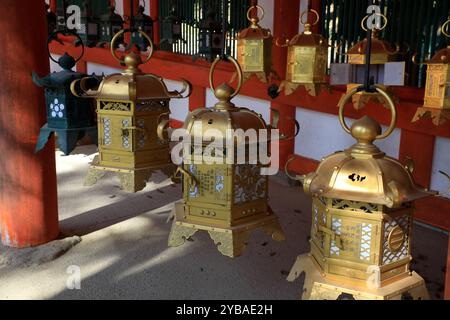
[0,145,448,299]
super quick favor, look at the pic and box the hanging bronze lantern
[330,14,405,110]
[168,56,285,258]
[160,4,184,50]
[278,9,328,96]
[76,0,100,48]
[236,5,274,83]
[71,30,191,192]
[46,3,57,35]
[412,20,450,126]
[98,2,125,48]
[286,86,435,300]
[131,1,154,52]
[33,30,98,155]
[197,8,224,62]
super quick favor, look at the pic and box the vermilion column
[150,0,160,45]
[0,0,59,247]
[271,0,300,168]
[189,85,206,111]
[49,0,57,13]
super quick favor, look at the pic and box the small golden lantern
[168,56,285,258]
[71,30,191,192]
[287,86,435,300]
[278,9,328,96]
[236,5,274,83]
[330,15,405,110]
[412,20,450,126]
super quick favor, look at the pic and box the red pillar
[271,0,300,168]
[189,85,206,111]
[49,0,57,13]
[150,0,160,46]
[445,236,450,300]
[0,0,59,247]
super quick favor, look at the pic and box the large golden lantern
[71,30,191,192]
[278,9,328,96]
[412,20,450,126]
[168,56,285,258]
[236,5,274,83]
[330,15,405,110]
[287,86,435,300]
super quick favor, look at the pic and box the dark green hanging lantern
[46,3,57,35]
[98,2,125,47]
[197,8,224,62]
[160,4,183,50]
[131,2,154,51]
[76,0,101,48]
[32,30,98,155]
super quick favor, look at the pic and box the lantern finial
[209,56,243,110]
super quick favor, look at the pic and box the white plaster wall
[205,89,271,123]
[430,137,450,199]
[299,0,309,34]
[257,0,274,31]
[49,56,63,73]
[294,108,401,160]
[164,79,190,121]
[87,62,123,76]
[115,0,124,17]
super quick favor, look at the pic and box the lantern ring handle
[47,29,85,64]
[209,55,243,99]
[247,5,264,23]
[110,29,154,65]
[361,13,388,32]
[338,86,397,140]
[300,9,320,26]
[442,20,450,38]
[275,37,289,48]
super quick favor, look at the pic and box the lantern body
[161,10,183,50]
[237,32,272,82]
[280,30,328,96]
[131,7,154,51]
[330,33,405,110]
[32,54,98,155]
[198,11,223,62]
[96,95,170,171]
[413,47,450,125]
[288,100,434,300]
[99,7,124,46]
[168,79,285,258]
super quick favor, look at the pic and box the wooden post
[0,0,59,247]
[150,0,160,45]
[189,85,206,111]
[271,0,300,168]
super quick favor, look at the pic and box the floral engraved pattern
[103,118,111,145]
[49,98,65,118]
[188,164,199,198]
[122,119,130,149]
[137,119,146,148]
[234,165,266,204]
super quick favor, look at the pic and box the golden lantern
[236,5,274,83]
[71,30,191,192]
[168,56,285,258]
[278,9,328,96]
[412,20,450,126]
[286,86,435,300]
[330,15,405,110]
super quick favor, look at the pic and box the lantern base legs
[84,156,175,192]
[287,254,430,300]
[412,107,450,126]
[168,202,285,258]
[35,124,98,155]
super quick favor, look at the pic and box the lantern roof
[303,88,433,208]
[100,6,124,24]
[428,46,450,64]
[238,24,271,40]
[347,30,397,62]
[289,32,326,47]
[135,5,153,23]
[71,45,190,101]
